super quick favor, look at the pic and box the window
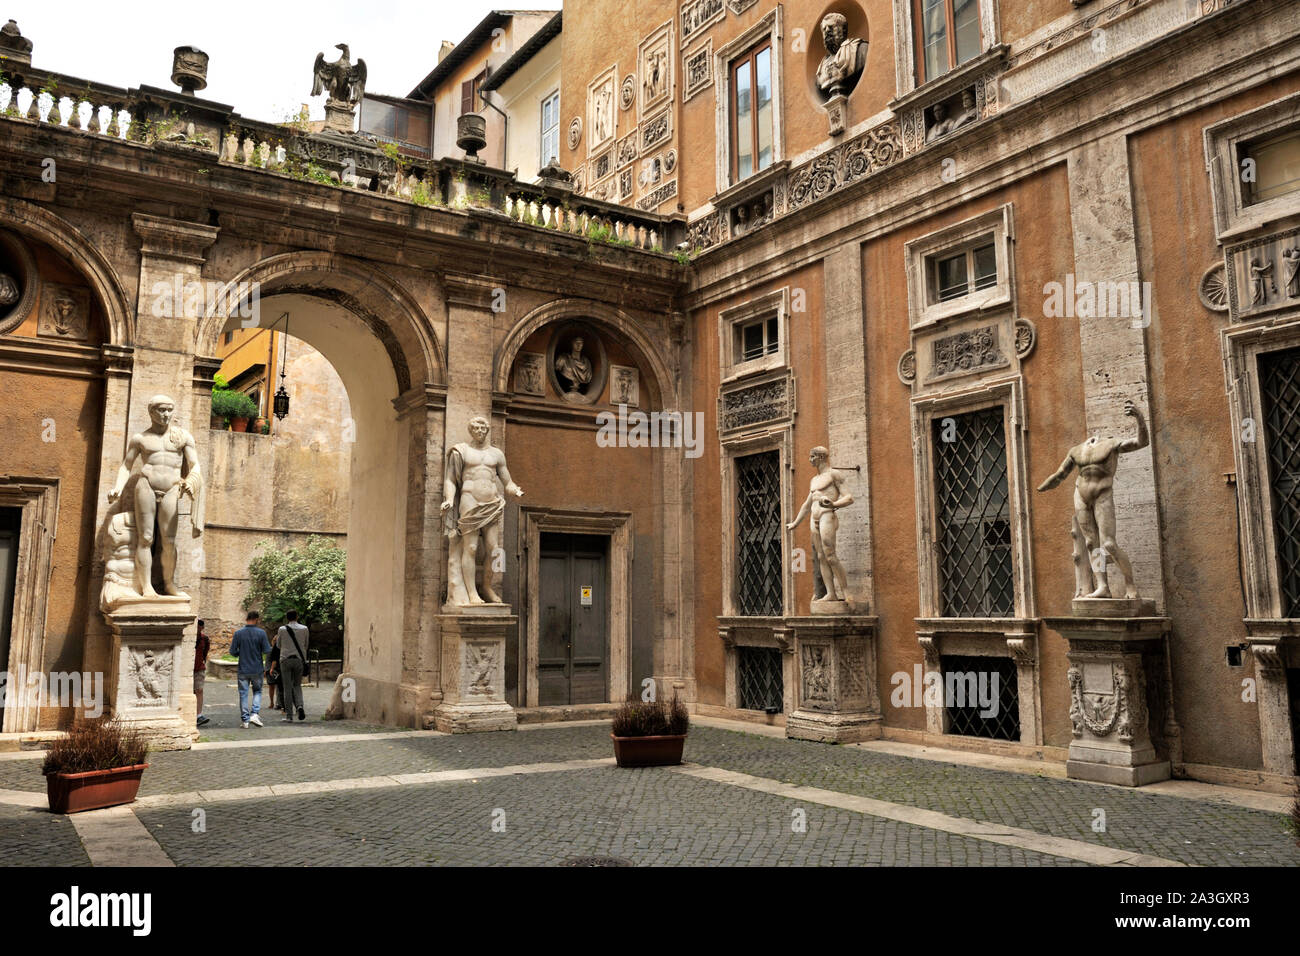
[460,70,486,116]
[914,0,982,85]
[1259,346,1300,616]
[1242,129,1300,206]
[731,39,773,182]
[735,450,783,616]
[931,239,997,303]
[540,91,560,166]
[737,646,784,711]
[358,97,432,157]
[933,407,1013,617]
[223,330,234,345]
[941,654,1020,740]
[735,314,779,363]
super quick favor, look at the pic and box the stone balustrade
[0,64,684,255]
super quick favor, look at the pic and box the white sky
[13,1,560,122]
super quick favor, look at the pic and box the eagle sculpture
[311,43,367,107]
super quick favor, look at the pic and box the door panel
[536,533,609,706]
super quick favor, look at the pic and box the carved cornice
[131,213,219,265]
[392,382,449,417]
[441,273,500,310]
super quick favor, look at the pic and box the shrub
[611,695,689,737]
[42,717,148,775]
[243,535,346,626]
[211,389,257,419]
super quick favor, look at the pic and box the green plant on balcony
[211,388,257,422]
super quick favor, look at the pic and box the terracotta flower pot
[611,733,686,768]
[210,414,226,429]
[45,763,148,814]
[230,416,250,433]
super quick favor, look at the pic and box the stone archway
[197,252,448,727]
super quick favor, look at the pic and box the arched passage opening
[197,254,445,726]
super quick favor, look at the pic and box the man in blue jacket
[228,610,270,728]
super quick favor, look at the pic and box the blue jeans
[237,673,263,722]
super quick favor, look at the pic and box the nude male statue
[1037,400,1148,600]
[107,394,204,598]
[441,416,524,606]
[787,446,855,604]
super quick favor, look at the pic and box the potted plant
[42,717,149,814]
[610,695,689,767]
[210,373,230,428]
[212,390,258,432]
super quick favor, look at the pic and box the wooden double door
[538,532,609,706]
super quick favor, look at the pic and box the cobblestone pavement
[134,768,1088,867]
[4,718,1298,867]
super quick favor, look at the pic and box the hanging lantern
[272,312,291,420]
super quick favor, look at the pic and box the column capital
[131,213,219,266]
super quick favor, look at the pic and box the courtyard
[1,679,1295,869]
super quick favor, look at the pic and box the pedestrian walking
[228,610,270,728]
[274,609,310,722]
[194,619,211,727]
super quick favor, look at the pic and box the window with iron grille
[738,646,783,712]
[735,450,783,616]
[1259,346,1300,616]
[933,407,1013,617]
[940,654,1019,740]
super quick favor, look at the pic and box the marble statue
[1249,257,1274,305]
[815,13,867,99]
[102,395,204,608]
[555,336,593,397]
[441,417,524,607]
[1037,400,1148,601]
[787,446,855,604]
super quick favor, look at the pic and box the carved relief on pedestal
[1067,660,1144,741]
[464,641,500,696]
[801,643,833,708]
[127,648,174,708]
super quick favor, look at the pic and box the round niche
[804,2,871,108]
[546,322,609,405]
[0,230,39,335]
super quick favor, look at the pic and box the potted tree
[220,391,258,432]
[610,695,689,767]
[42,717,149,814]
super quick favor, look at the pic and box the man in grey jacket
[274,609,310,722]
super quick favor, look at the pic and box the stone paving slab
[684,727,1300,867]
[195,678,399,741]
[0,805,90,866]
[133,767,1090,867]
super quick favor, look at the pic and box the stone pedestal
[785,616,882,743]
[1046,614,1171,786]
[103,602,194,751]
[824,94,848,137]
[432,612,518,733]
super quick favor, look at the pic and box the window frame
[912,0,983,86]
[718,287,790,382]
[539,89,561,167]
[892,0,998,98]
[729,37,774,185]
[906,204,1015,330]
[1204,92,1300,241]
[713,6,784,195]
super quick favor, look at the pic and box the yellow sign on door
[580,586,592,606]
